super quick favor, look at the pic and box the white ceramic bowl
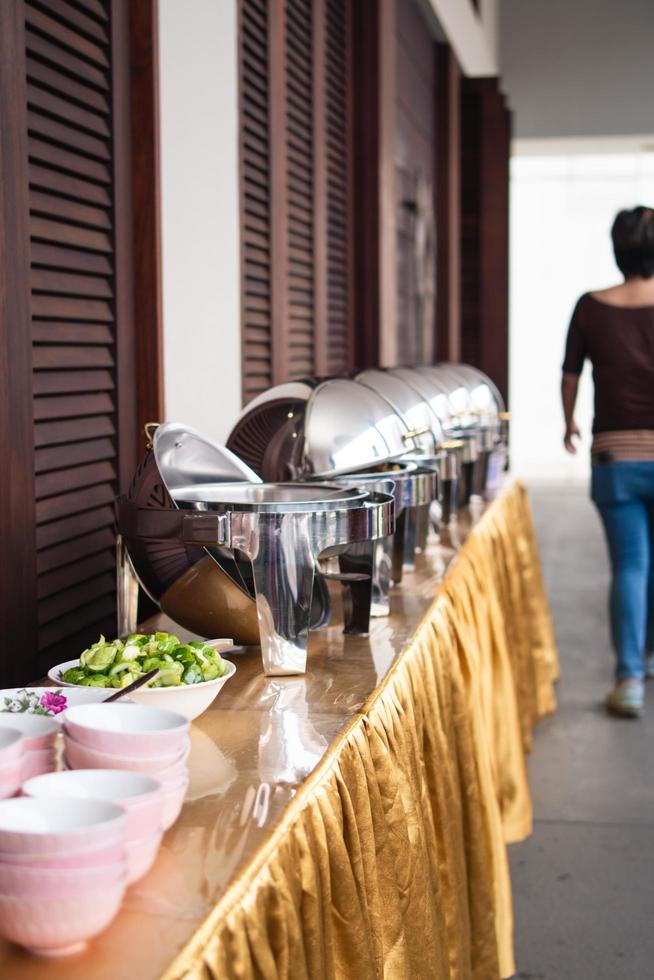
[63,703,189,756]
[50,659,236,720]
[0,797,126,857]
[0,714,58,750]
[0,686,111,717]
[23,769,164,842]
[63,731,189,774]
[0,880,127,956]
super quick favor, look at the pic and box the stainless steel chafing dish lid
[153,422,261,497]
[413,365,478,428]
[354,369,445,453]
[227,377,418,480]
[436,363,505,416]
[387,367,460,432]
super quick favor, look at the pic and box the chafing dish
[118,424,394,675]
[226,378,418,480]
[227,378,439,618]
[355,368,462,527]
[387,366,482,506]
[431,363,510,496]
[317,460,438,616]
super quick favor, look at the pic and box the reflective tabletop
[0,504,485,979]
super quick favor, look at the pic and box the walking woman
[562,205,654,717]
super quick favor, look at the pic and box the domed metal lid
[153,422,261,498]
[303,378,413,477]
[435,363,505,415]
[355,368,444,453]
[227,377,418,480]
[388,367,459,432]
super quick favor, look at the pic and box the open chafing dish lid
[153,422,261,497]
[355,368,444,453]
[227,377,418,480]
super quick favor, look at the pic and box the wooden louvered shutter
[239,0,354,403]
[0,0,139,683]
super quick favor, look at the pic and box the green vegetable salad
[62,633,229,689]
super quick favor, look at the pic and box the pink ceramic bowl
[0,714,58,751]
[0,857,127,898]
[23,769,164,842]
[161,777,189,830]
[64,703,189,758]
[0,729,24,767]
[125,830,163,883]
[21,749,56,782]
[0,879,127,956]
[63,731,189,774]
[0,797,126,857]
[0,837,125,869]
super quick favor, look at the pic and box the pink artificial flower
[39,691,67,715]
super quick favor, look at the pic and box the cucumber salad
[62,633,229,689]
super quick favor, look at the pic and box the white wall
[509,146,654,481]
[158,0,241,445]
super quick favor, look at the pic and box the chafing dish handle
[115,498,229,546]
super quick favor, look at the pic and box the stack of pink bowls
[0,796,127,956]
[0,715,59,782]
[0,730,23,800]
[23,769,165,884]
[62,703,190,831]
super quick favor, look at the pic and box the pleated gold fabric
[163,483,558,980]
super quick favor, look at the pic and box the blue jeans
[592,461,654,679]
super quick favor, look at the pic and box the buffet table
[0,482,557,980]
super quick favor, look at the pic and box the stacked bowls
[62,703,190,831]
[0,796,128,956]
[0,730,24,800]
[23,770,165,884]
[0,715,59,783]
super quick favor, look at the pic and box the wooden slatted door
[0,0,138,683]
[239,0,354,403]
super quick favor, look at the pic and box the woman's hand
[564,422,581,454]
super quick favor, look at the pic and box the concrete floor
[509,485,654,980]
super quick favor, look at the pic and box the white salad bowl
[50,658,236,720]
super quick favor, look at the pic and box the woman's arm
[561,373,581,454]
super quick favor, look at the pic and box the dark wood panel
[30,189,112,230]
[37,548,115,600]
[35,436,115,474]
[33,346,114,369]
[27,83,110,137]
[129,0,163,448]
[35,459,116,500]
[38,571,115,625]
[33,368,115,395]
[25,54,110,114]
[36,511,115,558]
[34,391,114,421]
[460,77,511,403]
[30,0,110,45]
[31,240,113,273]
[31,268,113,296]
[0,2,38,686]
[34,414,116,448]
[35,481,116,524]
[38,593,116,651]
[435,43,461,361]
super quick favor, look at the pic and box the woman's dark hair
[611,206,654,279]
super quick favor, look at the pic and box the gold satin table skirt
[164,483,558,980]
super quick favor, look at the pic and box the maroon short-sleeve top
[562,293,654,436]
